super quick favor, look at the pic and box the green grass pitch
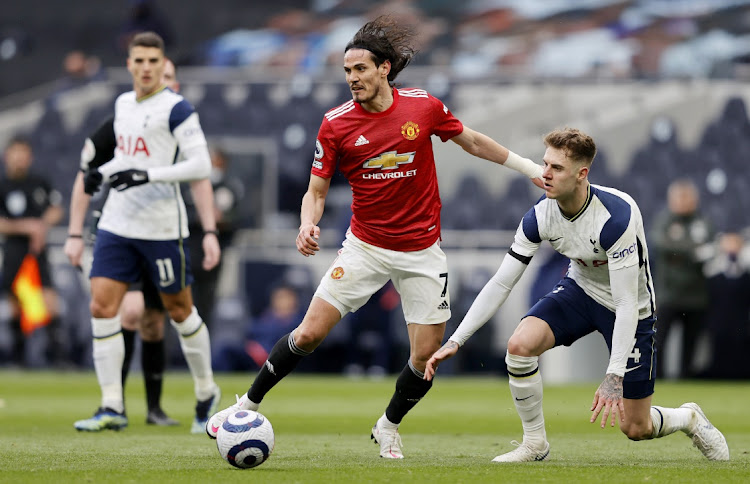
[0,370,748,483]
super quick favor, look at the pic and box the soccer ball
[215,410,275,469]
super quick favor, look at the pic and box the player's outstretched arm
[297,174,330,257]
[450,126,544,187]
[424,340,459,381]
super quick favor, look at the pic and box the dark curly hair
[345,15,417,84]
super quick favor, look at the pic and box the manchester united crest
[401,121,420,140]
[331,267,345,280]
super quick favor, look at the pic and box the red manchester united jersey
[312,87,464,251]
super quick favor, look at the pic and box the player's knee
[620,421,650,441]
[506,334,534,357]
[120,305,141,329]
[89,299,119,319]
[165,301,193,323]
[291,325,324,351]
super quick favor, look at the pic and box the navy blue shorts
[526,277,656,399]
[90,230,193,295]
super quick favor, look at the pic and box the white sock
[378,413,399,431]
[650,406,693,438]
[91,316,124,413]
[236,393,259,411]
[506,351,546,446]
[171,306,215,401]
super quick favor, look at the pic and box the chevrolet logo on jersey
[362,151,415,170]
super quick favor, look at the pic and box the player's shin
[171,307,216,400]
[384,360,433,425]
[506,352,546,446]
[142,340,165,410]
[247,331,310,406]
[121,328,136,385]
[92,315,125,413]
[650,405,693,438]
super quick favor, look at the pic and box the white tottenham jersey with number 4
[513,184,656,319]
[97,88,208,240]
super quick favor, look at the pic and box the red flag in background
[11,254,51,335]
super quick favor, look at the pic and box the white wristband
[504,151,543,179]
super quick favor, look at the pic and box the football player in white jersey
[425,128,729,462]
[63,32,221,433]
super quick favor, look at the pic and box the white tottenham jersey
[513,184,656,319]
[97,88,208,240]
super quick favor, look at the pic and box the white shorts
[315,231,451,324]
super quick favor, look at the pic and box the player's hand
[83,169,104,195]
[531,176,545,190]
[297,223,320,257]
[590,373,625,429]
[202,232,221,271]
[110,169,149,191]
[424,341,459,381]
[63,235,85,269]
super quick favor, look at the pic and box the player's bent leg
[620,396,654,440]
[371,322,445,459]
[208,297,341,439]
[493,317,554,463]
[640,397,729,460]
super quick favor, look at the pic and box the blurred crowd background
[1,0,750,380]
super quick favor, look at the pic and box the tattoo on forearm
[443,341,458,351]
[600,373,623,400]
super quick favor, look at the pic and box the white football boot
[681,403,729,461]
[205,393,249,439]
[371,419,404,459]
[491,439,550,463]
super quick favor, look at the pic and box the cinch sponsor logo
[612,241,637,259]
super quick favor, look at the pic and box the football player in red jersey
[207,16,543,458]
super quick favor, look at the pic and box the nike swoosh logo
[515,395,534,401]
[211,424,220,433]
[549,237,562,242]
[624,365,642,373]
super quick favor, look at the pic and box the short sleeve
[311,118,338,179]
[429,94,464,142]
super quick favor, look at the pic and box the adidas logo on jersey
[437,300,449,310]
[355,135,370,146]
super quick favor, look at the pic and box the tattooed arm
[424,340,460,381]
[590,373,625,428]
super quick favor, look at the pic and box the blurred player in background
[65,58,211,428]
[425,128,729,462]
[207,16,544,459]
[0,137,64,366]
[64,32,221,433]
[183,145,242,326]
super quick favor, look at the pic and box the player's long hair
[345,15,417,85]
[544,128,597,166]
